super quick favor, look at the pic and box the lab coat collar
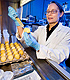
[45,23,63,46]
[55,22,63,31]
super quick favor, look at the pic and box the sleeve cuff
[36,45,48,59]
[16,29,24,40]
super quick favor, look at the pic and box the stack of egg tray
[0,42,30,65]
[11,60,33,77]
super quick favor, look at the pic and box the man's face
[46,3,61,24]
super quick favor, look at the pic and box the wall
[22,0,44,20]
[22,0,70,21]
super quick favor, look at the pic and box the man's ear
[60,11,64,17]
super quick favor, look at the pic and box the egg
[24,28,30,33]
[15,44,19,47]
[5,41,9,44]
[1,53,6,57]
[8,55,13,61]
[7,52,12,56]
[13,51,18,55]
[10,45,14,47]
[7,49,11,52]
[5,41,9,43]
[17,48,21,51]
[19,50,24,55]
[1,43,4,46]
[16,46,20,49]
[1,47,5,50]
[10,43,13,46]
[14,53,20,59]
[1,50,5,54]
[6,48,10,51]
[1,46,4,48]
[11,47,15,49]
[5,44,9,47]
[1,56,6,62]
[14,42,18,45]
[12,48,16,52]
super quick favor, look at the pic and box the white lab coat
[16,23,70,64]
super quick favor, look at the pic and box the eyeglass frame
[45,9,59,15]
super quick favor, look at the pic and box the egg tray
[0,43,30,65]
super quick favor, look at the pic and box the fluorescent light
[20,0,32,6]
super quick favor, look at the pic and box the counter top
[25,47,64,80]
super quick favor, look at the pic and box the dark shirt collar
[47,22,59,31]
[46,22,59,40]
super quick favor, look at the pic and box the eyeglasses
[45,9,59,15]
